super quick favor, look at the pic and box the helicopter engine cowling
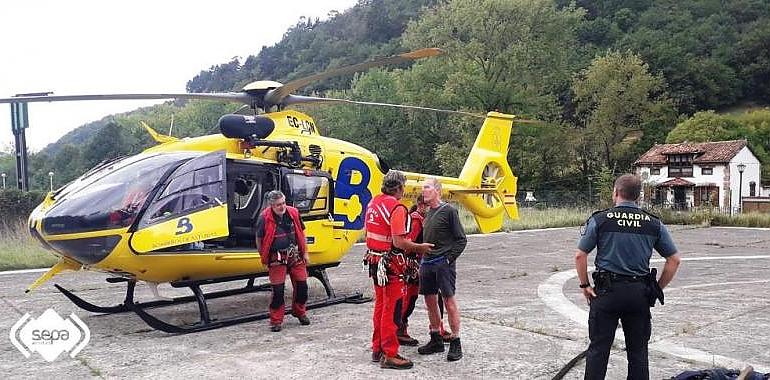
[218,114,275,140]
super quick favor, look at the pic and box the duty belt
[592,269,664,307]
[596,270,648,282]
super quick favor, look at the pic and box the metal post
[48,172,54,192]
[9,93,52,192]
[737,163,746,214]
[1,173,5,189]
[11,102,29,191]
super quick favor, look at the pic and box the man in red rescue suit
[365,171,432,370]
[255,190,310,332]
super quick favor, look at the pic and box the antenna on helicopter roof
[168,114,174,136]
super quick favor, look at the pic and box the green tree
[309,70,433,172]
[666,111,744,143]
[396,0,587,179]
[175,101,241,137]
[402,0,585,115]
[50,145,84,186]
[82,122,130,169]
[572,50,674,173]
[734,19,770,103]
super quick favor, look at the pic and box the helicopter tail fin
[453,112,518,233]
[140,121,178,144]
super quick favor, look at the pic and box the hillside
[4,0,769,198]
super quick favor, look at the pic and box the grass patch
[460,205,770,234]
[459,206,589,234]
[654,208,770,228]
[0,219,58,271]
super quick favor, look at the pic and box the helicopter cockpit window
[283,173,330,218]
[142,163,224,224]
[42,153,197,235]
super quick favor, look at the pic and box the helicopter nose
[27,208,54,251]
[29,215,120,266]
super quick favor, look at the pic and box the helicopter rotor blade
[265,48,444,107]
[513,118,545,124]
[283,94,484,118]
[0,93,253,105]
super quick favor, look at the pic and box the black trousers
[585,281,651,380]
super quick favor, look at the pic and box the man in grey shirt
[417,178,467,361]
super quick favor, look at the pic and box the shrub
[0,189,45,221]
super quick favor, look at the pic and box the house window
[694,186,719,207]
[750,182,756,197]
[650,167,661,175]
[701,167,713,175]
[668,154,693,177]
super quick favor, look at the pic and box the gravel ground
[1,226,768,379]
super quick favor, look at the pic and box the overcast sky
[0,0,358,152]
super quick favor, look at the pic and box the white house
[633,140,763,211]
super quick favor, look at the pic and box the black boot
[418,332,444,355]
[397,325,419,346]
[447,337,463,361]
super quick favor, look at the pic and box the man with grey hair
[256,190,310,332]
[365,170,433,369]
[417,177,467,361]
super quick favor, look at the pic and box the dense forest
[2,0,769,205]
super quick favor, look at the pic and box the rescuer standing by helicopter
[365,171,433,370]
[396,195,429,346]
[256,190,311,332]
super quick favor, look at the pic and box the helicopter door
[281,168,335,253]
[130,150,229,253]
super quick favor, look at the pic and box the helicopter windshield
[42,152,198,235]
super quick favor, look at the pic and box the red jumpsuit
[365,194,410,358]
[398,211,423,338]
[258,206,309,326]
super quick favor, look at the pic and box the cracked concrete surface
[1,226,768,379]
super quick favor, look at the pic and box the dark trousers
[585,281,651,380]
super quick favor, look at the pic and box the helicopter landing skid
[54,276,273,315]
[56,267,370,334]
[133,267,369,333]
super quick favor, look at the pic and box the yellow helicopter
[0,48,520,333]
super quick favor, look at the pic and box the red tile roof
[634,140,747,165]
[658,177,695,187]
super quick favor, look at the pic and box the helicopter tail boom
[454,112,518,233]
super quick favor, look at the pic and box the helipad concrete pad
[1,226,768,379]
